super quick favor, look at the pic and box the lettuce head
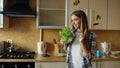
[59,27,74,44]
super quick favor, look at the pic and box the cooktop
[0,51,35,59]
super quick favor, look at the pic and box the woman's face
[71,15,81,29]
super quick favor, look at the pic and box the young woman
[66,10,96,68]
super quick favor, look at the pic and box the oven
[0,51,36,68]
[0,62,35,68]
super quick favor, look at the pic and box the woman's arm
[78,29,91,56]
[80,41,90,56]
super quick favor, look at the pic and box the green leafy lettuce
[59,27,74,44]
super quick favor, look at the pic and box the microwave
[0,41,4,54]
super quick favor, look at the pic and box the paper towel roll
[37,41,44,54]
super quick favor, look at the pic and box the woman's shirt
[71,32,82,68]
[66,31,96,68]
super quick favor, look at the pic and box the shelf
[39,8,65,11]
[37,25,66,29]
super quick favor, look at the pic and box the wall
[0,17,40,52]
[42,30,120,52]
[92,30,120,51]
[1,18,120,53]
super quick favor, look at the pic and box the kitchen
[0,0,120,68]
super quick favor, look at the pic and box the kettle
[100,42,111,56]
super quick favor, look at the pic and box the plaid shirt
[66,32,96,68]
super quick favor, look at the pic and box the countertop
[0,54,120,62]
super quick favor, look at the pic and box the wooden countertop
[0,54,120,62]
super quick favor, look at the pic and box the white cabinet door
[100,61,120,68]
[69,0,107,30]
[92,62,97,68]
[89,0,107,30]
[108,0,120,30]
[35,62,66,68]
[69,0,88,27]
[0,0,3,28]
[35,62,98,68]
[69,0,88,13]
[0,14,3,28]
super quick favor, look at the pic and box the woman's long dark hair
[71,10,90,52]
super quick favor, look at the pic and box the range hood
[0,0,36,17]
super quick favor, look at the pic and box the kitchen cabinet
[92,62,97,68]
[0,0,3,28]
[69,0,88,27]
[89,0,107,30]
[36,0,69,29]
[35,62,66,68]
[69,0,107,30]
[0,14,3,28]
[95,61,120,68]
[35,62,96,68]
[69,0,120,30]
[108,0,120,30]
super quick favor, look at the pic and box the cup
[96,50,102,58]
[37,41,44,54]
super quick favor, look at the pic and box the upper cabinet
[89,0,107,30]
[0,14,3,28]
[69,0,107,30]
[69,0,88,27]
[108,0,120,30]
[69,0,120,30]
[0,0,3,28]
[36,0,69,29]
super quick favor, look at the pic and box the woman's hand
[77,29,86,42]
[77,29,90,56]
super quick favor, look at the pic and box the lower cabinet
[100,61,120,68]
[35,62,66,68]
[93,61,120,68]
[92,62,97,68]
[36,62,116,68]
[35,62,97,68]
[0,62,34,68]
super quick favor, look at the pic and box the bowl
[111,51,120,55]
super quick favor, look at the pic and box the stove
[0,51,35,59]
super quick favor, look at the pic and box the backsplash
[92,30,120,51]
[42,30,120,51]
[0,17,120,53]
[0,17,40,52]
